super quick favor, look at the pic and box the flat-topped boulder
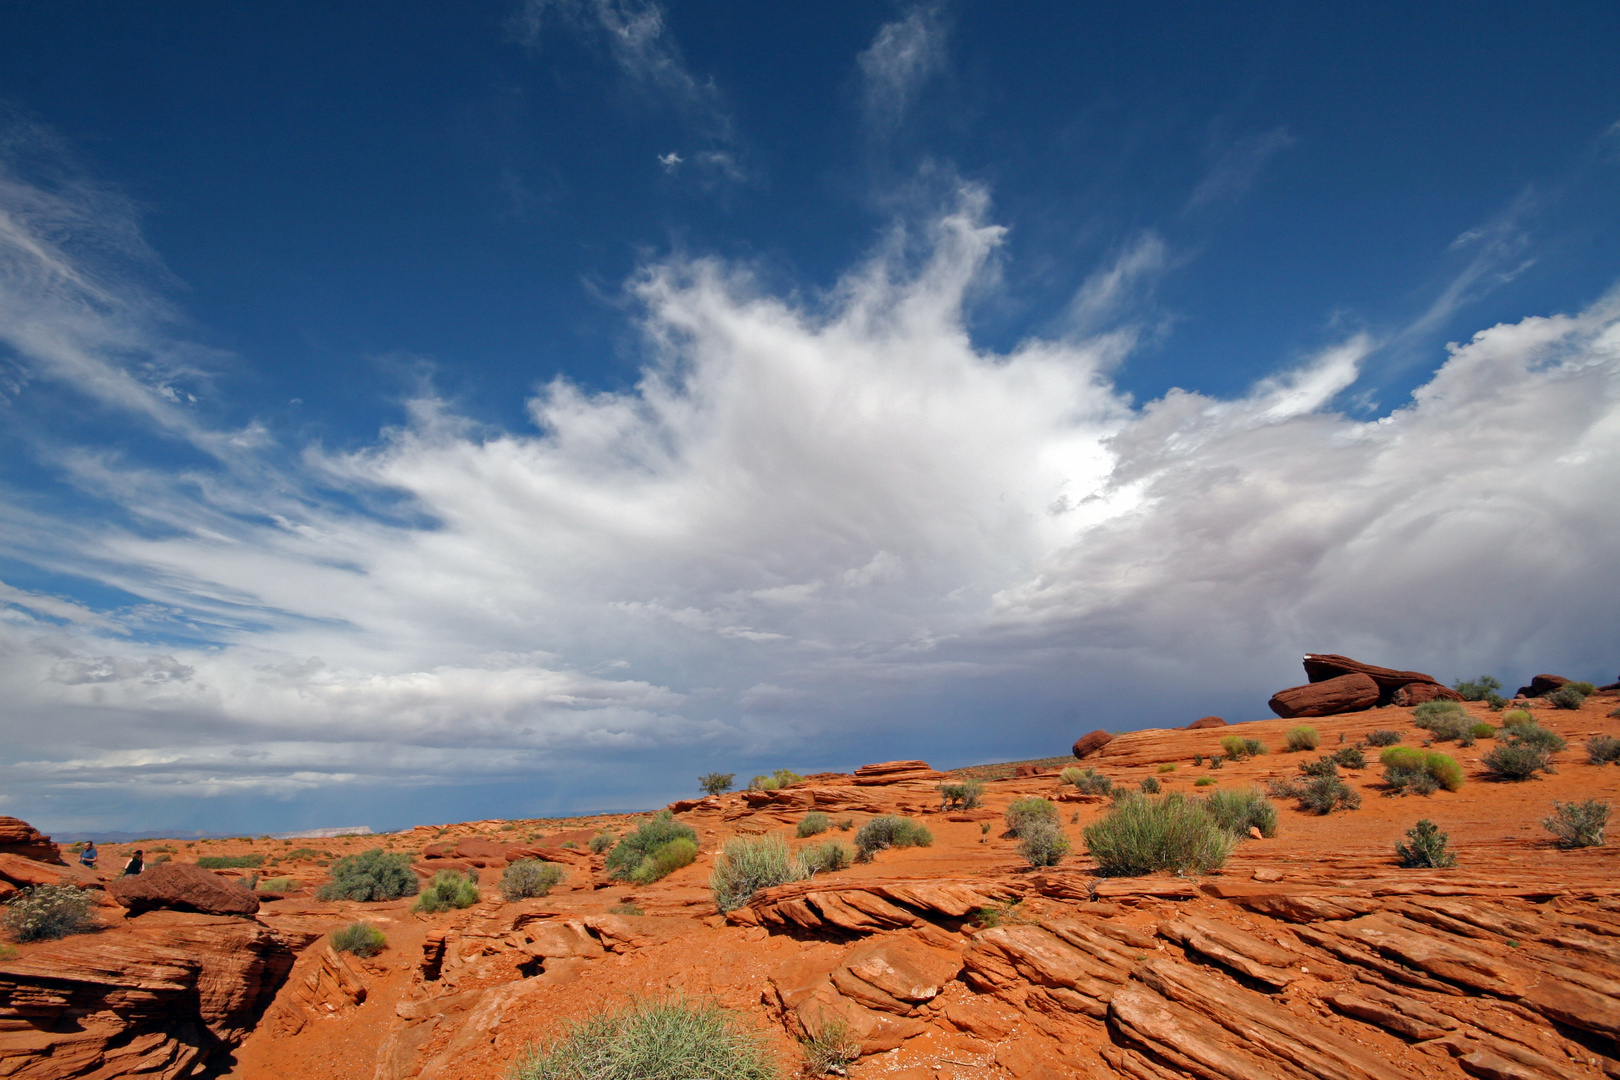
[851,761,946,785]
[107,860,260,916]
[1271,654,1462,716]
[1269,672,1380,718]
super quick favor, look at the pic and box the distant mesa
[268,826,374,840]
[1269,653,1460,718]
[1185,716,1227,730]
[1072,730,1113,759]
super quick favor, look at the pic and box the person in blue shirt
[79,841,98,868]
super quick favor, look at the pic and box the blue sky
[1,2,1617,835]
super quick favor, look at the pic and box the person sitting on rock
[79,841,98,868]
[122,849,144,876]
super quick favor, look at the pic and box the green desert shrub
[1017,821,1071,867]
[315,849,418,902]
[630,838,698,886]
[286,847,319,860]
[1139,776,1161,795]
[1331,745,1368,770]
[797,839,852,876]
[1244,737,1265,757]
[1414,699,1466,724]
[501,860,565,901]
[1,884,97,942]
[1365,729,1404,747]
[1380,748,1464,793]
[936,781,984,810]
[796,811,831,838]
[1157,763,1178,773]
[799,1018,860,1078]
[1285,726,1320,752]
[1544,800,1609,848]
[1499,709,1534,730]
[709,835,804,913]
[196,854,264,870]
[1415,709,1473,744]
[1298,775,1361,815]
[1481,743,1552,781]
[1396,820,1457,868]
[1470,723,1496,740]
[605,813,700,882]
[853,816,932,861]
[1452,675,1502,702]
[1194,777,1216,787]
[1203,786,1277,838]
[1586,735,1620,765]
[1510,723,1567,752]
[1004,797,1061,837]
[1299,755,1340,779]
[331,921,387,957]
[1219,735,1266,760]
[414,869,479,913]
[1061,767,1113,795]
[699,772,736,796]
[508,995,778,1080]
[257,876,295,891]
[1567,681,1598,696]
[1083,794,1234,877]
[1208,753,1223,769]
[589,832,615,854]
[1550,686,1587,710]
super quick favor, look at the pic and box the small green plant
[1017,821,1071,867]
[1004,797,1061,837]
[630,838,698,885]
[1366,729,1404,747]
[796,811,831,838]
[0,944,15,960]
[1469,723,1496,740]
[607,902,644,916]
[1510,723,1567,752]
[1549,686,1587,710]
[1209,753,1223,769]
[1544,800,1609,848]
[1157,762,1177,773]
[748,775,773,791]
[501,860,566,901]
[1,884,97,942]
[1203,786,1277,838]
[1285,726,1320,752]
[1193,754,1203,766]
[1396,820,1457,868]
[286,847,319,860]
[1500,709,1534,729]
[414,869,479,913]
[1566,681,1597,695]
[979,822,992,842]
[605,813,700,883]
[936,780,985,810]
[1586,735,1620,765]
[1414,699,1466,724]
[1331,745,1368,770]
[1299,755,1340,779]
[257,876,295,891]
[1061,767,1112,795]
[1380,748,1464,793]
[699,772,736,796]
[562,842,578,849]
[316,849,419,902]
[772,769,804,787]
[1139,776,1161,794]
[797,839,852,875]
[1083,793,1234,877]
[853,816,932,861]
[709,835,804,912]
[1298,775,1362,815]
[196,853,265,869]
[331,921,387,957]
[1452,675,1502,702]
[1194,777,1216,787]
[799,1017,861,1078]
[1244,738,1266,757]
[589,832,615,854]
[836,819,853,832]
[508,995,778,1080]
[1481,743,1553,781]
[1219,735,1265,760]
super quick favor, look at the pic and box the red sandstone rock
[452,838,508,862]
[1185,716,1227,729]
[1301,653,1448,697]
[1516,674,1569,697]
[1390,680,1464,706]
[0,816,63,863]
[1268,672,1380,718]
[107,860,261,916]
[850,761,946,785]
[1014,764,1045,777]
[1071,730,1113,758]
[0,851,101,891]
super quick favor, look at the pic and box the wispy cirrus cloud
[858,6,948,136]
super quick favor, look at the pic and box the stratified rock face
[1268,672,1380,718]
[1072,730,1113,759]
[0,911,302,1077]
[0,852,101,892]
[1185,715,1227,729]
[851,761,946,785]
[108,861,261,916]
[0,816,63,864]
[1517,674,1569,697]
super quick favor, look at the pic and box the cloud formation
[2,151,1618,830]
[858,7,948,134]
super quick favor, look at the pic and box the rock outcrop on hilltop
[1072,730,1113,758]
[0,816,64,863]
[1185,715,1227,729]
[108,860,262,916]
[1270,653,1462,717]
[1517,673,1570,697]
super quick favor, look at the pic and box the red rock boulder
[0,851,101,891]
[1014,765,1045,777]
[1390,681,1464,707]
[1268,672,1380,719]
[106,861,260,916]
[851,761,946,785]
[1515,674,1568,698]
[1072,730,1113,759]
[1185,716,1227,730]
[0,817,63,864]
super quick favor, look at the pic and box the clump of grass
[1452,675,1503,703]
[1414,699,1466,723]
[501,860,566,901]
[1567,680,1598,695]
[1285,726,1320,752]
[796,811,831,838]
[1139,776,1161,795]
[1500,709,1534,730]
[1365,729,1404,747]
[316,849,418,902]
[608,902,644,916]
[1511,722,1567,752]
[1083,794,1234,877]
[1331,745,1368,770]
[331,921,387,957]
[1004,797,1060,837]
[1194,777,1216,787]
[1203,786,1277,838]
[1544,800,1609,848]
[1017,821,1071,867]
[605,812,700,884]
[1299,755,1340,779]
[1396,820,1457,868]
[1482,743,1553,781]
[936,780,985,810]
[710,835,804,913]
[800,1017,860,1078]
[836,819,853,832]
[1380,747,1464,793]
[1060,768,1112,795]
[748,769,805,792]
[257,876,295,891]
[699,772,736,796]
[1549,686,1588,709]
[1,884,97,942]
[1157,762,1177,773]
[853,816,932,862]
[414,869,479,913]
[1192,754,1203,767]
[1413,702,1474,743]
[196,854,264,870]
[1219,735,1266,761]
[1586,735,1620,765]
[589,832,616,854]
[1208,753,1223,769]
[286,847,319,860]
[1298,774,1361,815]
[1470,723,1496,740]
[797,839,852,876]
[508,995,778,1080]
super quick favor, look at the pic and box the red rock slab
[1391,680,1465,706]
[1268,671,1380,718]
[1072,729,1113,758]
[853,760,932,777]
[0,816,63,864]
[1516,674,1569,697]
[1302,652,1447,695]
[1185,715,1227,729]
[0,851,102,890]
[107,861,260,916]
